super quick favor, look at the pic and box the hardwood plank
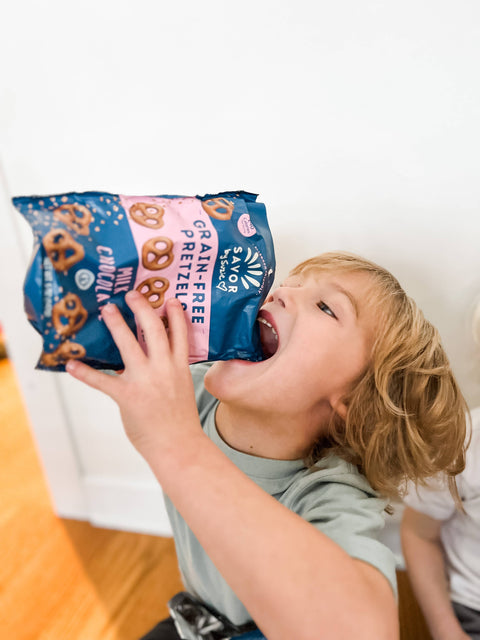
[0,358,182,640]
[397,569,433,640]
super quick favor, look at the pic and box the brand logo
[239,248,264,290]
[216,246,267,293]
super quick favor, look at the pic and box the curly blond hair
[291,252,469,505]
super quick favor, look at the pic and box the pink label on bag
[120,195,218,362]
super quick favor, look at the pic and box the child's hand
[66,291,200,462]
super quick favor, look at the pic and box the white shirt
[404,407,480,611]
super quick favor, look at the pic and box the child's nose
[271,288,290,308]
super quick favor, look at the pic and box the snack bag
[12,190,276,371]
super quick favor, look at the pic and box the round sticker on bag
[75,268,95,290]
[237,213,256,237]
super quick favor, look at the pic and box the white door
[0,164,171,535]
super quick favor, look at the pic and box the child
[401,406,480,640]
[66,251,468,640]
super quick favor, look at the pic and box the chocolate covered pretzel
[42,229,85,272]
[52,293,88,337]
[54,203,92,236]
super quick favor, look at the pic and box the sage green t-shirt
[164,363,397,626]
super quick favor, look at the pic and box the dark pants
[139,616,266,640]
[452,601,480,639]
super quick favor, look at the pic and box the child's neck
[214,401,329,461]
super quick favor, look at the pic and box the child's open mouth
[257,316,279,359]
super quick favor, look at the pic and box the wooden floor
[0,355,432,640]
[0,357,183,640]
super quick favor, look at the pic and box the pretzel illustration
[53,203,92,236]
[136,276,170,308]
[142,236,174,271]
[52,293,88,337]
[201,197,234,221]
[42,229,85,272]
[40,341,86,367]
[129,202,165,229]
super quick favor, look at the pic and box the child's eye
[317,301,337,319]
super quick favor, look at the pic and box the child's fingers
[66,359,119,398]
[125,290,170,360]
[124,291,189,365]
[165,298,190,365]
[101,302,145,369]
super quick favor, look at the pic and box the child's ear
[330,395,348,421]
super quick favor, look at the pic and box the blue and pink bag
[13,190,275,371]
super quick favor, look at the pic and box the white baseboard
[80,476,173,536]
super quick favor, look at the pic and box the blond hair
[291,252,469,505]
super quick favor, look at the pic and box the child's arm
[401,507,469,640]
[67,291,398,640]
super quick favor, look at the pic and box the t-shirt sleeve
[403,407,480,520]
[287,474,398,598]
[403,477,456,521]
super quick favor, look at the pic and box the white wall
[1,1,480,544]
